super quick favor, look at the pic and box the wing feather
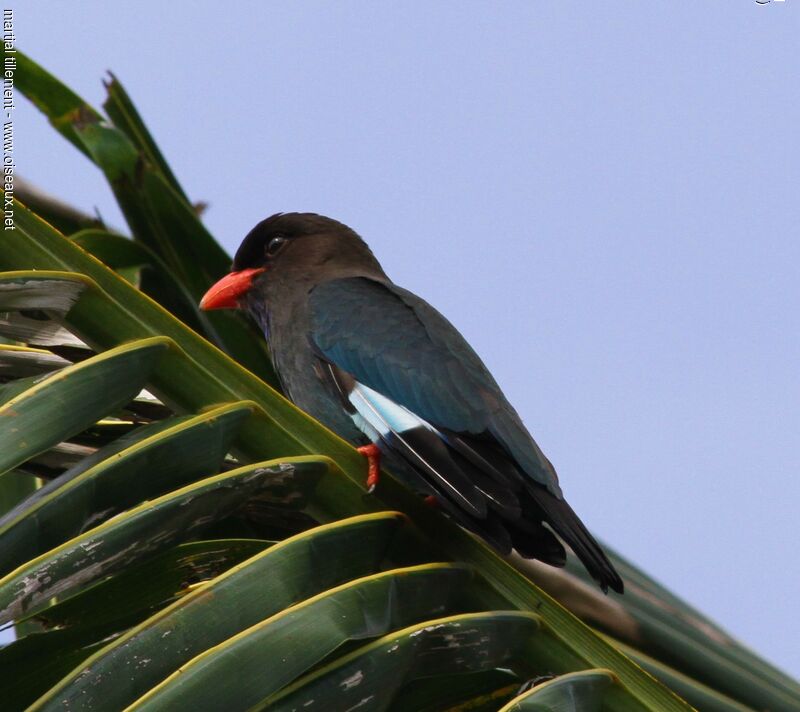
[308,277,623,593]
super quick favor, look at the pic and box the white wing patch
[348,381,434,442]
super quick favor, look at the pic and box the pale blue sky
[15,2,800,677]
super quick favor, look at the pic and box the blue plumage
[309,278,562,496]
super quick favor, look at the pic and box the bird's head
[200,212,384,310]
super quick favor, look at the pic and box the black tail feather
[524,487,624,594]
[374,421,623,593]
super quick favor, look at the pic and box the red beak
[199,268,266,310]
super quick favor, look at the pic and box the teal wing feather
[308,276,562,497]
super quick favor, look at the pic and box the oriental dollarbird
[201,213,623,593]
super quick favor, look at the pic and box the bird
[200,213,623,593]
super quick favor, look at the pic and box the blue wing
[308,277,622,593]
[309,278,561,492]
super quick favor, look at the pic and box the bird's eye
[265,236,287,257]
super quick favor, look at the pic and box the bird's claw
[357,443,381,493]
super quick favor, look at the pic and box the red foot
[423,495,441,509]
[357,444,381,493]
